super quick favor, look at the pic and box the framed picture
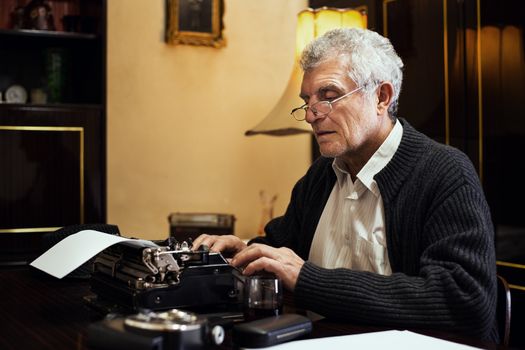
[166,0,226,48]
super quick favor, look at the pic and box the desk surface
[0,267,506,350]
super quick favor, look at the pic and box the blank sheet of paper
[30,229,157,279]
[241,330,480,350]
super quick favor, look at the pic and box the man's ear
[376,82,394,115]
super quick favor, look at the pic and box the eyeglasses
[290,86,363,121]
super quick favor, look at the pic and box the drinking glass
[243,273,283,322]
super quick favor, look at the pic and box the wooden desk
[0,267,506,350]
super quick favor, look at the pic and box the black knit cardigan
[251,119,498,343]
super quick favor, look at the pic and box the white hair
[300,28,404,119]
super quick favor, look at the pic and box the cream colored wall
[107,0,310,240]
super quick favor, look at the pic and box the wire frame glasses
[290,86,363,121]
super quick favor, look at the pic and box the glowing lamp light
[245,7,367,136]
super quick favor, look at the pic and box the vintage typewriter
[86,237,243,315]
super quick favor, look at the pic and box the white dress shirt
[308,120,403,275]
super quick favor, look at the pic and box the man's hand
[192,234,247,256]
[231,243,304,291]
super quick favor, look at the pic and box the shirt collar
[332,119,403,196]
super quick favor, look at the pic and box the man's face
[300,58,383,163]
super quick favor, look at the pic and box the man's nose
[304,107,323,124]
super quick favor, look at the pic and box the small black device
[232,314,312,348]
[87,309,225,350]
[168,212,235,241]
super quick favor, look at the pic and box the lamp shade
[245,7,367,136]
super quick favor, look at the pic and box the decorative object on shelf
[166,0,226,48]
[5,84,28,103]
[9,0,26,29]
[0,91,3,103]
[46,48,70,103]
[30,88,47,104]
[244,7,367,136]
[25,0,56,31]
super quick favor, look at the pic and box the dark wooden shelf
[0,28,98,40]
[0,0,107,265]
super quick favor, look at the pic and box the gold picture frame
[166,0,226,48]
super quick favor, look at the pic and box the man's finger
[243,256,282,276]
[191,234,209,249]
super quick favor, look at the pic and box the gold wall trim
[476,0,483,183]
[382,0,397,37]
[0,126,83,132]
[509,284,525,292]
[0,125,85,233]
[497,261,525,290]
[497,261,525,270]
[0,227,61,234]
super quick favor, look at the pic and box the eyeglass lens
[292,101,332,121]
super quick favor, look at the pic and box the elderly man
[193,28,498,342]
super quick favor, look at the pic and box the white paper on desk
[30,229,158,279]
[242,330,480,350]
